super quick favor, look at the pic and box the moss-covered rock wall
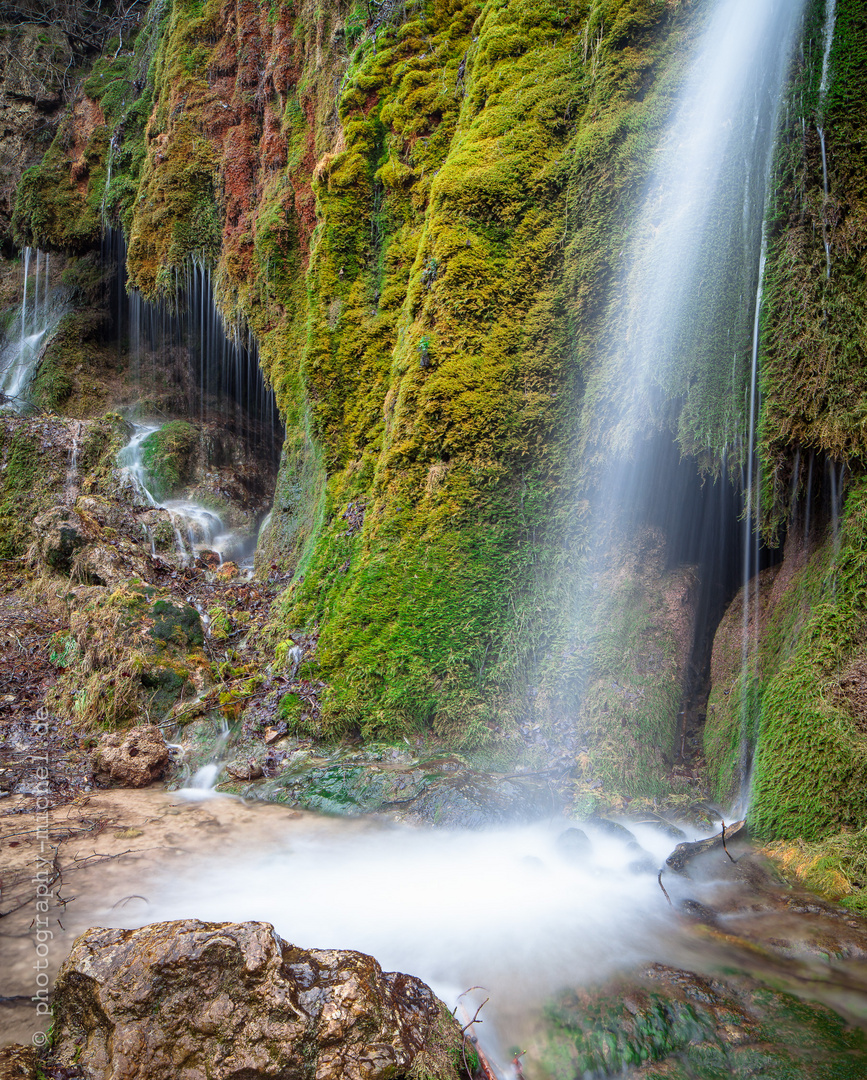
[11,0,699,755]
[702,0,867,844]
[12,0,867,820]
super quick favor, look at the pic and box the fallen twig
[460,997,489,1036]
[658,869,672,906]
[110,894,149,909]
[720,818,737,864]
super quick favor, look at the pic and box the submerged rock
[665,819,746,874]
[51,920,463,1080]
[539,961,867,1078]
[93,725,169,788]
[556,827,593,863]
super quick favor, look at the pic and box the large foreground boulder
[52,921,463,1080]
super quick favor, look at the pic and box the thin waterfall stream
[0,248,69,408]
[817,0,838,279]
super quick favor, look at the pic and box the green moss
[748,478,867,840]
[139,421,199,498]
[52,582,207,728]
[30,307,116,415]
[12,122,104,252]
[759,0,867,537]
[12,0,168,248]
[539,972,867,1080]
[264,0,697,750]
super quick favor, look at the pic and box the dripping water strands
[104,229,282,571]
[816,0,837,280]
[736,228,768,814]
[0,248,69,409]
[105,229,282,450]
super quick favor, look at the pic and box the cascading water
[0,248,69,407]
[105,229,280,448]
[118,421,260,567]
[576,0,807,809]
[104,229,282,567]
[816,0,837,279]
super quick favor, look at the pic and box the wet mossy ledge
[704,474,867,906]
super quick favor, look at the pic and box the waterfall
[737,229,768,810]
[104,229,282,568]
[816,0,837,279]
[575,0,807,802]
[105,230,280,447]
[0,248,69,408]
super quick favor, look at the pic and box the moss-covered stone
[139,420,199,499]
[50,582,208,728]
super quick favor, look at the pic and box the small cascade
[0,248,69,408]
[176,720,231,801]
[816,0,837,279]
[118,421,261,568]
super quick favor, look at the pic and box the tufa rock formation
[51,920,464,1080]
[92,724,170,787]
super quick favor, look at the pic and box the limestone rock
[31,506,89,570]
[51,920,463,1080]
[71,541,151,586]
[93,725,169,787]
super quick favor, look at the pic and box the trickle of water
[0,248,68,407]
[817,0,837,279]
[175,720,231,800]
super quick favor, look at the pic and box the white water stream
[816,0,837,279]
[118,421,259,568]
[78,806,702,1074]
[0,248,69,407]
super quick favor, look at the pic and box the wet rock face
[31,506,90,570]
[52,920,463,1080]
[92,725,169,788]
[0,25,72,242]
